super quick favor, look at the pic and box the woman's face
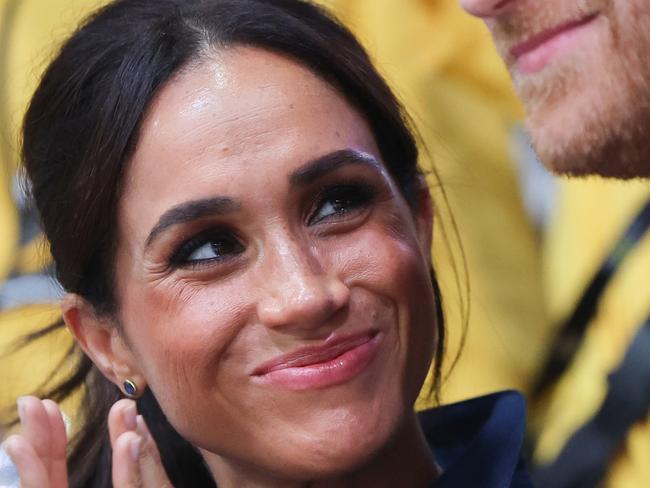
[113,47,436,479]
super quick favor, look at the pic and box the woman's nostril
[258,276,349,331]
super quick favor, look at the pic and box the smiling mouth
[251,330,382,391]
[509,13,600,73]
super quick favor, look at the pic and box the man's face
[460,0,650,178]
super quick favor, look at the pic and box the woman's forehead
[119,47,381,223]
[130,47,376,176]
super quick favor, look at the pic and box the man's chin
[527,117,650,180]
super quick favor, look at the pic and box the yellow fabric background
[533,180,650,487]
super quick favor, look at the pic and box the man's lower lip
[514,15,598,74]
[251,332,383,391]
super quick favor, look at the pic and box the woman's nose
[256,240,350,334]
[459,0,516,18]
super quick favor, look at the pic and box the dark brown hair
[17,1,446,486]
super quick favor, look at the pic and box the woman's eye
[171,232,244,267]
[187,239,241,261]
[309,183,376,225]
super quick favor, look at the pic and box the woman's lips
[251,330,383,391]
[510,13,599,74]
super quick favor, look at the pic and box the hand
[1,396,173,487]
[2,397,68,487]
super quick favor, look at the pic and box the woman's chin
[201,404,405,483]
[255,427,394,482]
[275,388,406,472]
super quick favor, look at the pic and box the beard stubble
[492,0,650,178]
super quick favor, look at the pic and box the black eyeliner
[307,180,377,225]
[168,227,244,268]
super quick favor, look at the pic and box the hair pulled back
[20,1,445,486]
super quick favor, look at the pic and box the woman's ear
[412,176,434,264]
[62,294,147,397]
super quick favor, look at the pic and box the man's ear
[62,294,146,397]
[412,175,434,264]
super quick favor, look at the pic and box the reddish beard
[489,0,650,178]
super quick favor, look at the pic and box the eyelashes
[169,228,245,268]
[168,180,378,270]
[307,181,377,225]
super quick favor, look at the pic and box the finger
[2,435,50,488]
[41,399,69,488]
[110,408,173,488]
[135,415,173,488]
[111,430,143,488]
[108,399,138,446]
[17,396,53,475]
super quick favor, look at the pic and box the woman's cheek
[334,218,428,291]
[126,276,253,404]
[334,222,436,385]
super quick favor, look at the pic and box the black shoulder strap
[531,198,650,399]
[528,196,650,488]
[532,317,650,488]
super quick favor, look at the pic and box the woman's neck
[201,412,440,488]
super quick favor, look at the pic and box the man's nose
[460,0,516,18]
[256,238,350,334]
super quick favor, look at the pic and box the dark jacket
[422,390,533,487]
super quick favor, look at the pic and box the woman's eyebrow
[145,197,240,249]
[289,149,381,187]
[144,150,378,249]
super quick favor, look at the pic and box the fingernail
[61,411,72,437]
[123,402,137,431]
[130,435,143,462]
[16,397,27,423]
[135,415,148,440]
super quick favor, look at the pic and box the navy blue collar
[419,391,533,487]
